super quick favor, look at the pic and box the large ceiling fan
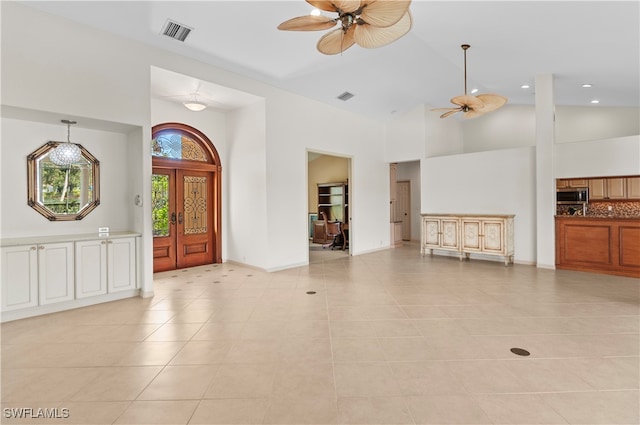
[434,44,507,119]
[277,0,412,55]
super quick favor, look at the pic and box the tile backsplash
[587,201,640,218]
[557,201,640,218]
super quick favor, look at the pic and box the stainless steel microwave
[557,187,589,204]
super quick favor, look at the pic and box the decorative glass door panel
[152,169,176,272]
[176,170,214,269]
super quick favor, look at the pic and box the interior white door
[397,180,411,241]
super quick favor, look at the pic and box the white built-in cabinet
[75,237,136,298]
[1,232,140,321]
[1,242,74,311]
[422,214,514,265]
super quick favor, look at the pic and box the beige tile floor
[2,242,639,424]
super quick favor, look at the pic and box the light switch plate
[98,227,109,234]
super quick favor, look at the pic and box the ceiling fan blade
[450,95,483,109]
[306,0,339,12]
[440,109,461,118]
[332,0,362,13]
[476,94,508,112]
[354,10,411,48]
[359,0,412,28]
[317,27,356,55]
[278,15,337,31]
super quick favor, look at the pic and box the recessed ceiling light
[521,84,530,89]
[590,99,600,104]
[470,88,478,94]
[582,84,593,88]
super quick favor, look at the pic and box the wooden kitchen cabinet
[627,177,640,199]
[556,216,640,278]
[589,177,630,200]
[557,179,589,189]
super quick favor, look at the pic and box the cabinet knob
[108,240,113,244]
[101,241,106,245]
[38,246,45,250]
[30,246,37,250]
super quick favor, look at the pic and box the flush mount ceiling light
[278,0,412,55]
[521,84,531,89]
[433,44,508,119]
[591,99,600,104]
[50,120,82,166]
[582,83,593,88]
[183,94,207,112]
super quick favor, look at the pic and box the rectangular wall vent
[337,91,355,101]
[161,20,193,42]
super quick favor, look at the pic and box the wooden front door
[153,168,215,272]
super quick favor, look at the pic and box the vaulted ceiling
[23,1,640,120]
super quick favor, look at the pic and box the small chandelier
[50,119,82,166]
[183,93,207,112]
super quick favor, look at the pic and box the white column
[535,74,556,268]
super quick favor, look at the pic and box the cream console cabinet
[1,232,140,322]
[421,214,514,265]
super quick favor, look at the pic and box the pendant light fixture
[50,120,82,166]
[183,93,207,112]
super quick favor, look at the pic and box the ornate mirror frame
[27,141,100,221]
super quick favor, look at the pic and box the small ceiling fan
[434,44,507,119]
[277,0,412,55]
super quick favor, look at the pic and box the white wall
[385,104,426,161]
[227,101,269,269]
[422,147,537,264]
[555,135,640,178]
[425,109,464,157]
[462,105,536,152]
[555,106,640,143]
[1,118,135,238]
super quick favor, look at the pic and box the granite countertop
[556,215,640,220]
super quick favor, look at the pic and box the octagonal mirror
[27,141,100,221]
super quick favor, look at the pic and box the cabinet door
[481,220,505,254]
[38,242,74,305]
[569,179,588,187]
[627,177,640,199]
[423,218,441,248]
[556,180,569,189]
[441,219,459,249]
[75,240,108,298]
[607,178,626,199]
[588,179,605,200]
[462,219,482,251]
[1,245,38,311]
[107,238,136,293]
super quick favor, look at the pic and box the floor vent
[337,91,355,101]
[161,20,193,42]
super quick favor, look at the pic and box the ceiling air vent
[337,91,355,101]
[161,20,193,42]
